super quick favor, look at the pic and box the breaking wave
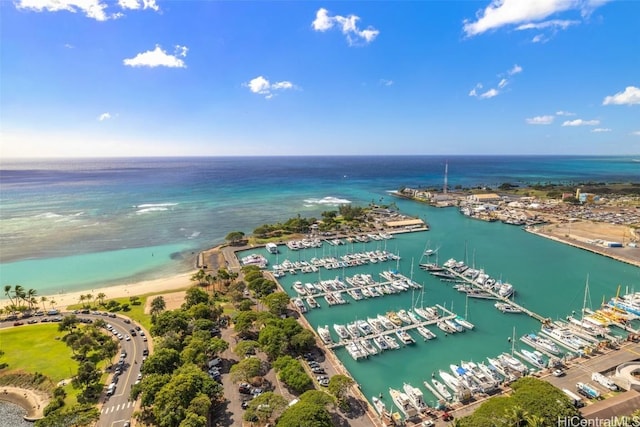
[303,197,351,207]
[135,202,178,215]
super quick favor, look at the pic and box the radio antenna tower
[443,161,448,194]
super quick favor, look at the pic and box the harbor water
[239,200,640,407]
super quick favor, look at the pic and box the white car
[125,335,131,341]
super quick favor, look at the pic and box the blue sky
[1,0,639,156]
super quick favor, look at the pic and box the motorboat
[386,312,403,327]
[430,378,452,401]
[495,302,523,314]
[395,329,415,345]
[520,349,546,369]
[360,338,379,356]
[402,383,428,412]
[377,314,396,330]
[293,298,307,313]
[265,242,278,254]
[416,325,436,340]
[389,388,418,419]
[333,324,350,340]
[397,310,412,325]
[317,325,332,345]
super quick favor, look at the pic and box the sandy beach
[0,271,196,311]
[0,386,50,421]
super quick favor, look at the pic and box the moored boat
[389,387,419,419]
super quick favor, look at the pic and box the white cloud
[312,8,334,31]
[556,110,576,116]
[516,19,580,31]
[463,0,610,37]
[602,86,640,106]
[591,128,611,132]
[244,76,297,99]
[479,88,499,99]
[632,131,640,136]
[379,79,394,86]
[16,0,110,21]
[508,64,523,75]
[15,0,159,20]
[311,8,379,46]
[526,115,555,125]
[123,45,187,68]
[469,64,522,100]
[531,34,547,43]
[98,112,112,121]
[562,119,600,126]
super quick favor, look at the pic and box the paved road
[94,313,148,427]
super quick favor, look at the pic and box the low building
[467,193,502,203]
[384,218,426,230]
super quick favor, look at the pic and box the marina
[237,200,640,424]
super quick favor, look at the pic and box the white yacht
[360,338,379,356]
[495,302,523,314]
[402,383,428,412]
[416,325,437,340]
[396,330,415,345]
[333,324,350,340]
[430,378,452,401]
[520,349,546,369]
[373,335,389,351]
[265,242,278,254]
[383,334,400,349]
[389,388,418,419]
[293,298,307,313]
[498,353,528,375]
[377,314,395,330]
[317,325,333,345]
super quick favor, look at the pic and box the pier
[442,266,548,323]
[325,304,458,350]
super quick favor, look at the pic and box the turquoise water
[239,202,640,407]
[0,243,191,295]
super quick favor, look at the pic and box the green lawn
[0,324,78,382]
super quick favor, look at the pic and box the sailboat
[455,295,475,330]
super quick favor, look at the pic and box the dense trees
[456,377,580,427]
[230,356,262,383]
[261,292,291,316]
[133,285,227,426]
[328,375,354,407]
[225,231,245,245]
[243,391,288,424]
[152,364,222,427]
[272,356,313,394]
[276,401,333,427]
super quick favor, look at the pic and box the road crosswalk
[101,401,135,414]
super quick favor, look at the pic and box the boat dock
[442,266,548,323]
[325,304,457,350]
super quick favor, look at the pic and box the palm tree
[26,289,37,310]
[49,299,56,310]
[79,294,86,306]
[96,292,106,306]
[4,285,16,307]
[40,296,48,311]
[524,414,545,427]
[84,294,93,308]
[14,285,26,308]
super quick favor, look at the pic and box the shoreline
[525,226,640,268]
[0,386,49,421]
[0,271,195,310]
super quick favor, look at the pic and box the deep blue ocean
[1,155,639,296]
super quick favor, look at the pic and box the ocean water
[0,401,31,427]
[1,155,639,295]
[1,155,640,414]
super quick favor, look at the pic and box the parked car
[238,383,251,394]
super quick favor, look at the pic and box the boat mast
[581,274,590,321]
[465,294,469,320]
